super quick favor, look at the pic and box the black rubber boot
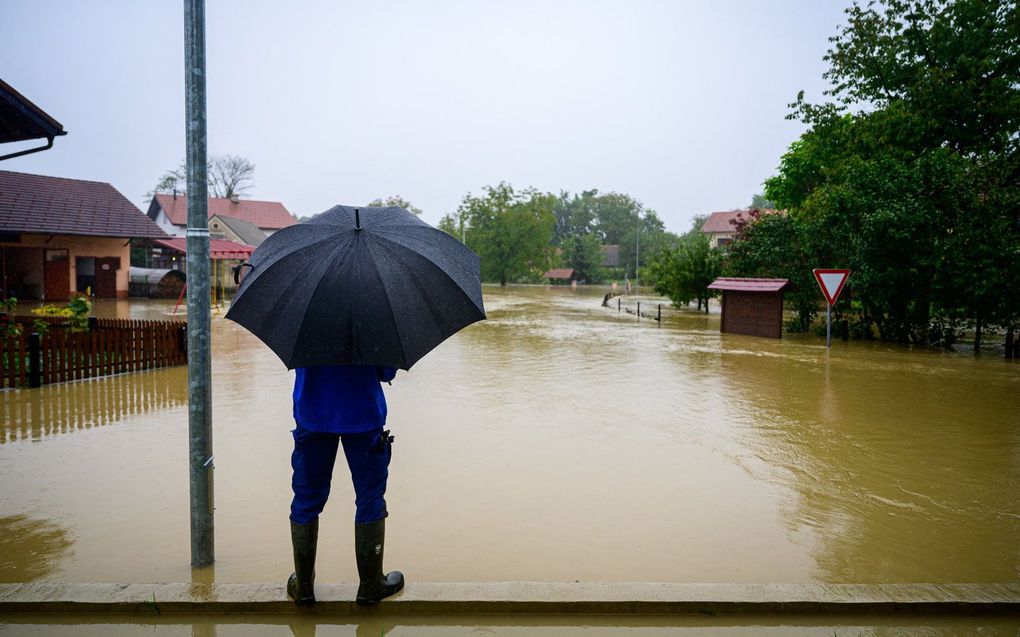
[287,518,318,607]
[354,518,404,606]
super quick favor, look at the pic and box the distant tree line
[438,184,678,286]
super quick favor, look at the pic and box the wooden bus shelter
[708,277,794,339]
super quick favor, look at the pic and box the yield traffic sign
[813,269,850,305]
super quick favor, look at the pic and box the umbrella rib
[237,232,341,293]
[368,230,483,312]
[364,237,408,368]
[370,235,473,353]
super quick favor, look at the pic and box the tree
[437,213,462,239]
[750,194,775,209]
[592,192,644,245]
[368,195,422,216]
[562,233,604,283]
[727,210,821,331]
[618,209,674,280]
[146,154,256,202]
[551,190,598,245]
[457,183,556,286]
[820,0,1019,158]
[759,0,1020,347]
[650,231,723,313]
[546,189,681,283]
[208,155,255,199]
[144,161,186,202]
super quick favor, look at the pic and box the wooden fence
[1,315,187,389]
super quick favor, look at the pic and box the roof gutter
[0,136,54,162]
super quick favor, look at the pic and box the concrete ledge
[0,582,1018,616]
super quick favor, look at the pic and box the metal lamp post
[635,217,642,293]
[185,0,214,567]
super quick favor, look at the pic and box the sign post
[813,269,850,348]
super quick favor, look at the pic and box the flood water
[4,613,1020,637]
[1,286,1017,585]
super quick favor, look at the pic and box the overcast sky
[2,1,849,233]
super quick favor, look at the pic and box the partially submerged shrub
[30,298,92,332]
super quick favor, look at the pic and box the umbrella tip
[355,208,361,230]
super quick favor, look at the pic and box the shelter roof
[0,170,167,238]
[210,214,266,246]
[150,193,295,230]
[153,237,254,260]
[708,277,794,293]
[0,79,66,145]
[544,268,576,280]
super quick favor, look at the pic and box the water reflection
[0,515,72,582]
[1,366,187,444]
[2,614,1019,636]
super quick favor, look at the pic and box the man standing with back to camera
[286,364,404,607]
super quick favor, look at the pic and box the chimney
[172,189,177,200]
[230,194,240,204]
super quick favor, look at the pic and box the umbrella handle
[233,263,254,285]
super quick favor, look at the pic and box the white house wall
[154,209,186,237]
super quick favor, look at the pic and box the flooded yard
[1,286,1017,585]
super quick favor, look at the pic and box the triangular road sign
[813,269,850,305]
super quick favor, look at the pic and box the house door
[76,256,96,294]
[95,257,119,298]
[43,249,70,301]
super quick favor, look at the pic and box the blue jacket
[293,365,397,434]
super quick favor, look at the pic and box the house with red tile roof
[701,209,752,248]
[146,192,295,237]
[701,209,780,248]
[0,170,167,300]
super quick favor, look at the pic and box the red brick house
[146,192,295,237]
[0,170,167,300]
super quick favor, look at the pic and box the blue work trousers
[290,424,392,525]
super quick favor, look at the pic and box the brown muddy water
[3,613,1020,636]
[1,286,1017,586]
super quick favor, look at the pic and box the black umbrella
[225,205,485,370]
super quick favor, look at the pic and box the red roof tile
[544,268,576,279]
[152,193,295,230]
[0,170,166,238]
[153,238,254,260]
[708,277,793,293]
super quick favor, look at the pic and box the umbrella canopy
[225,205,485,370]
